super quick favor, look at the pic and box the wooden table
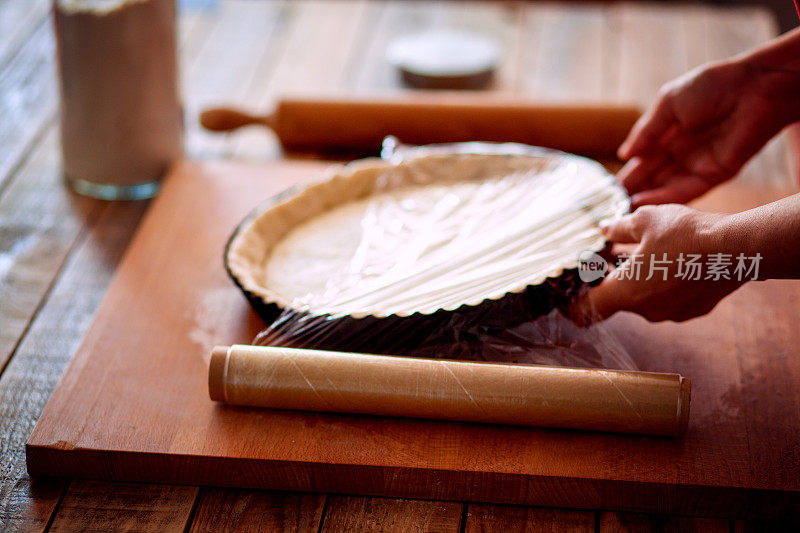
[1,1,797,530]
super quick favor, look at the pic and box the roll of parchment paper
[209,345,691,437]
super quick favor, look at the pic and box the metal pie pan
[224,143,628,354]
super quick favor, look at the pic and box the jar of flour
[55,0,183,200]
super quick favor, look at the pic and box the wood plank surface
[522,3,608,101]
[0,0,55,193]
[320,496,463,533]
[598,512,729,532]
[0,21,58,195]
[615,3,689,106]
[189,489,326,532]
[1,1,797,531]
[731,518,800,532]
[465,505,595,532]
[0,0,50,70]
[0,129,102,373]
[47,481,197,533]
[0,3,232,528]
[182,0,288,160]
[352,0,458,94]
[0,196,148,531]
[24,158,800,520]
[229,0,371,160]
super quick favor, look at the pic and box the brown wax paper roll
[209,345,690,437]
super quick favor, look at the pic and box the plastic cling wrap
[227,142,637,371]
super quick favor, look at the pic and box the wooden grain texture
[0,0,221,375]
[614,3,688,107]
[732,518,800,532]
[521,3,607,101]
[598,512,729,532]
[229,0,371,160]
[0,20,58,194]
[464,505,594,533]
[0,4,283,529]
[190,489,325,533]
[24,159,800,520]
[0,5,228,527]
[3,6,258,531]
[0,477,64,533]
[0,0,50,69]
[1,1,795,530]
[320,496,463,533]
[350,0,526,95]
[191,3,523,529]
[0,130,97,380]
[351,0,457,94]
[47,480,197,533]
[182,3,373,529]
[0,125,97,532]
[0,196,148,531]
[181,0,287,160]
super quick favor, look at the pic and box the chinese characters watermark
[578,252,762,283]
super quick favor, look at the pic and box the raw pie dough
[227,149,628,318]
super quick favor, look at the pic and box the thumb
[580,274,627,321]
[599,214,642,244]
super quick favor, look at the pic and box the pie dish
[225,143,629,353]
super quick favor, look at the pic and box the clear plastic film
[235,141,636,371]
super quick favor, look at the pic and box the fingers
[618,93,677,160]
[642,104,776,183]
[617,153,668,195]
[629,175,711,208]
[578,267,722,323]
[575,214,650,322]
[580,275,626,320]
[617,149,720,209]
[599,213,643,244]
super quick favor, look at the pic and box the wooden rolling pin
[209,345,691,437]
[201,96,641,156]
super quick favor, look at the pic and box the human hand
[618,57,800,208]
[580,204,745,322]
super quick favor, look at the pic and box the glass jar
[55,0,183,200]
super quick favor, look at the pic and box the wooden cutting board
[26,159,800,519]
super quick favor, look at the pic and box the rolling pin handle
[199,107,275,132]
